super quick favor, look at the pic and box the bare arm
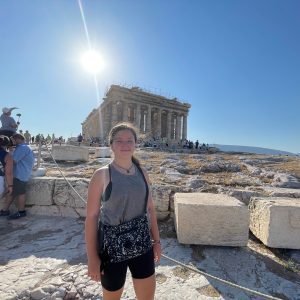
[4,154,13,195]
[143,168,161,263]
[85,167,107,281]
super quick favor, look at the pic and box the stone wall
[20,177,174,220]
[24,177,88,218]
[5,177,299,250]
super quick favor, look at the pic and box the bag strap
[100,162,149,215]
[108,163,112,181]
[100,164,112,203]
[99,164,112,229]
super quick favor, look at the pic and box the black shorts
[13,178,28,196]
[101,248,155,292]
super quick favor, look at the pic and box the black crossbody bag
[98,163,152,265]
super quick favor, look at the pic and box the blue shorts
[13,178,27,196]
[100,248,155,292]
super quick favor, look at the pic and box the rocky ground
[0,146,300,299]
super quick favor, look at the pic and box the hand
[87,257,101,282]
[6,186,13,196]
[17,122,20,125]
[153,242,162,263]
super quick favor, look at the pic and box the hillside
[211,144,298,156]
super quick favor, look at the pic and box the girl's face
[111,129,136,159]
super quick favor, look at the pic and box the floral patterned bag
[100,214,152,263]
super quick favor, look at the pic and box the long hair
[0,135,10,148]
[108,123,140,166]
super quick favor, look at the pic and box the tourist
[58,136,63,145]
[0,107,19,138]
[35,134,40,145]
[24,130,31,144]
[195,140,199,149]
[85,123,161,300]
[1,133,34,219]
[46,134,51,144]
[77,133,83,146]
[0,135,13,209]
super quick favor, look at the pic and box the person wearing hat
[0,107,19,138]
[0,135,13,212]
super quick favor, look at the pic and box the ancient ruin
[175,193,250,246]
[82,85,191,142]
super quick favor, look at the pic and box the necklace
[113,161,133,174]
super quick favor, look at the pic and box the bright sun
[80,50,105,74]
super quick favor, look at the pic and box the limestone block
[52,145,89,162]
[53,178,88,208]
[31,167,47,177]
[75,207,87,218]
[174,193,249,246]
[151,184,169,213]
[249,197,300,249]
[151,184,182,221]
[26,177,55,206]
[94,147,111,158]
[156,211,170,221]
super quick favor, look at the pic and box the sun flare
[80,50,105,74]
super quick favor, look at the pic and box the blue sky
[0,1,299,153]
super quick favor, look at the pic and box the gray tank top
[100,164,148,226]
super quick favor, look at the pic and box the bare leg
[3,194,14,211]
[133,274,155,300]
[17,194,26,211]
[102,286,124,300]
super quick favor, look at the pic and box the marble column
[166,110,172,140]
[182,114,187,140]
[135,103,141,130]
[106,106,111,137]
[156,108,161,138]
[123,102,128,121]
[146,105,152,134]
[176,113,182,141]
[98,108,104,139]
[111,102,118,126]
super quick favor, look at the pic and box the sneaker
[7,211,27,220]
[0,210,10,216]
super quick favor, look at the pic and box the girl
[85,123,161,300]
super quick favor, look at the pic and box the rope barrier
[39,143,283,300]
[42,142,87,204]
[161,254,282,300]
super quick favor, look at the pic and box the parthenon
[82,85,191,142]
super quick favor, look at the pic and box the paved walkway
[0,215,299,300]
